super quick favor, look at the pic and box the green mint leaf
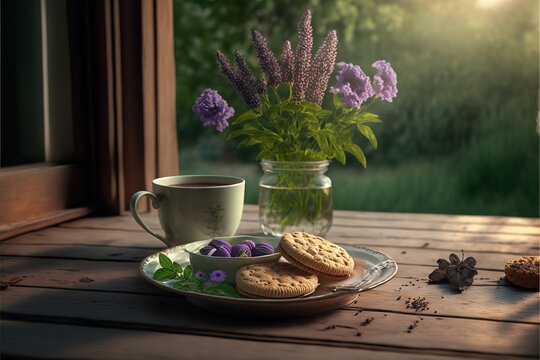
[171,281,190,291]
[153,268,178,281]
[183,265,193,279]
[204,286,223,296]
[330,140,346,165]
[232,110,258,125]
[316,109,332,121]
[333,93,342,109]
[158,253,174,271]
[357,124,378,149]
[173,262,183,275]
[214,282,241,298]
[187,281,202,292]
[344,143,367,168]
[361,112,382,124]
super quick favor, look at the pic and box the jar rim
[260,159,330,166]
[260,159,330,173]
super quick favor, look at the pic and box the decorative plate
[140,242,398,317]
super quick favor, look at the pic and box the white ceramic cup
[130,175,245,247]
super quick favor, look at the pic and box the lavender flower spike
[372,60,398,102]
[251,29,281,86]
[216,50,259,108]
[279,40,294,83]
[330,62,374,109]
[306,30,338,105]
[234,50,265,95]
[192,89,234,132]
[293,10,313,100]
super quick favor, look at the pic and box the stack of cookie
[236,232,355,298]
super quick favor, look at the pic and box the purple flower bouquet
[193,9,397,167]
[192,10,398,236]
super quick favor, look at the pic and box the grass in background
[180,133,539,218]
[175,0,539,218]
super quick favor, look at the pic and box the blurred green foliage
[174,0,539,216]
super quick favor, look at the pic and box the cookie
[504,256,539,290]
[235,262,318,299]
[278,232,354,280]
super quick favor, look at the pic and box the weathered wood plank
[62,213,540,244]
[0,243,157,262]
[1,287,538,357]
[0,241,529,270]
[240,211,540,235]
[1,258,539,323]
[1,258,537,323]
[0,256,503,288]
[3,320,516,360]
[60,205,539,234]
[6,223,538,256]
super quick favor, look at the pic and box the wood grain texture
[0,164,88,228]
[0,207,92,241]
[0,240,530,270]
[1,287,538,358]
[4,320,510,360]
[141,0,157,205]
[6,223,538,254]
[59,206,540,241]
[1,205,538,359]
[155,0,178,177]
[1,257,537,323]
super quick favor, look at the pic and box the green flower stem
[259,161,333,235]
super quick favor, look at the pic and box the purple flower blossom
[234,50,265,95]
[293,10,313,100]
[330,62,374,109]
[194,271,206,281]
[210,270,227,282]
[216,50,260,108]
[192,89,234,132]
[279,40,294,83]
[372,60,398,102]
[251,30,281,86]
[306,30,338,105]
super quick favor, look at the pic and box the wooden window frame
[0,0,178,240]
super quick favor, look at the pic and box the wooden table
[1,205,538,359]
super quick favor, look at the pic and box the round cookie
[278,232,354,280]
[504,256,539,290]
[236,262,318,298]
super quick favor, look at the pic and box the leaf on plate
[183,265,193,280]
[158,253,174,270]
[173,262,183,275]
[153,268,177,281]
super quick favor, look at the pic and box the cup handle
[130,191,167,244]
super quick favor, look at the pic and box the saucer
[140,242,398,317]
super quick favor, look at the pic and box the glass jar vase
[258,160,333,237]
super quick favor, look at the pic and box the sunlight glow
[477,0,505,8]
